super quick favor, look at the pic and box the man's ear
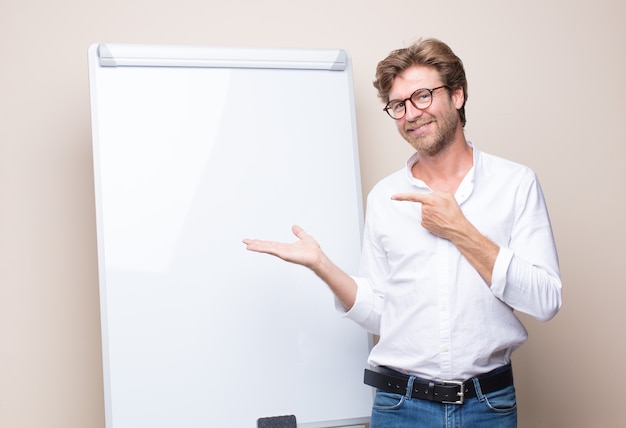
[451,87,465,110]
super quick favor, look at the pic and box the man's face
[388,65,464,156]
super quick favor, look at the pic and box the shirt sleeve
[335,276,381,334]
[335,197,386,334]
[490,171,562,321]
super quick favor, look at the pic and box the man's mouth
[407,120,433,134]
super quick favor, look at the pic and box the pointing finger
[391,192,431,203]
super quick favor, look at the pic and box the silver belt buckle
[441,380,465,404]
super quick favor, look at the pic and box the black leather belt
[364,364,513,405]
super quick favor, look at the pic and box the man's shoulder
[476,148,536,179]
[370,167,407,192]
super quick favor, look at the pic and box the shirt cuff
[491,246,514,300]
[335,276,375,323]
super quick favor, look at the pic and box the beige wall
[1,0,624,426]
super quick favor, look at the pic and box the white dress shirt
[342,142,562,381]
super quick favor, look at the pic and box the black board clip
[257,414,297,428]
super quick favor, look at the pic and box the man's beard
[403,109,459,157]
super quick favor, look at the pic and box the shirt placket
[437,237,453,378]
[437,171,473,379]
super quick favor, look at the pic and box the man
[243,38,561,427]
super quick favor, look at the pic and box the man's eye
[392,101,405,112]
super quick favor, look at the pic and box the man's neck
[411,137,473,193]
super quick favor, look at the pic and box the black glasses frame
[383,85,449,120]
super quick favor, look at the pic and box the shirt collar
[404,141,478,203]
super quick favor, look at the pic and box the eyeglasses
[383,86,449,120]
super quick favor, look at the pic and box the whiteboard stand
[89,43,373,428]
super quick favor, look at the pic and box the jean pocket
[372,391,405,411]
[482,384,517,413]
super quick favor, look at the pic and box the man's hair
[373,38,468,126]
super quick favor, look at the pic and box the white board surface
[88,43,372,428]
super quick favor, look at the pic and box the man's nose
[404,102,424,121]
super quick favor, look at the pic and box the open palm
[243,225,322,270]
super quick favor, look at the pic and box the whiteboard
[88,43,372,428]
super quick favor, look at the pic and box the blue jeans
[370,369,517,427]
